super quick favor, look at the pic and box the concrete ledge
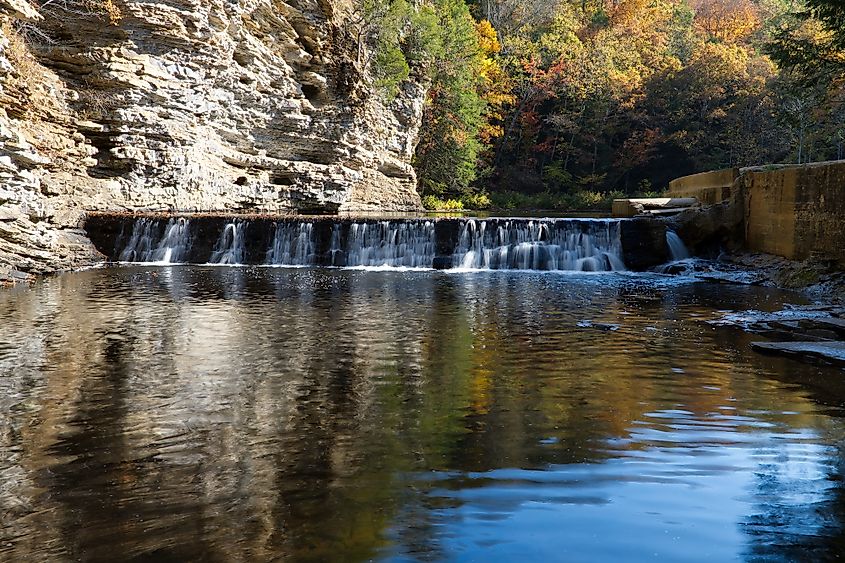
[612,198,697,218]
[669,168,738,204]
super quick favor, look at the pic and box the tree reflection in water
[0,267,843,561]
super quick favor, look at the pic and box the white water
[266,222,316,265]
[114,218,628,271]
[343,221,436,268]
[666,231,691,261]
[210,222,247,265]
[453,219,625,271]
[118,218,191,263]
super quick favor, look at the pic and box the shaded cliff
[0,0,426,282]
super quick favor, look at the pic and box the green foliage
[488,190,536,210]
[667,2,697,64]
[362,0,414,98]
[461,192,492,209]
[421,195,465,210]
[374,43,410,96]
[405,5,443,63]
[373,0,844,210]
[767,0,845,82]
[571,190,605,209]
[543,162,574,190]
[414,0,487,198]
[366,0,491,200]
[481,0,845,203]
[487,190,624,211]
[590,9,610,29]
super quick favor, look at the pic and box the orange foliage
[692,0,759,43]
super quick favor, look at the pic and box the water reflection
[0,267,843,561]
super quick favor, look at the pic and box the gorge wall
[0,0,426,282]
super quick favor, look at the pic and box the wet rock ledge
[712,305,845,367]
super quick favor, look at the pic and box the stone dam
[84,214,673,271]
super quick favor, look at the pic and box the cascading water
[105,217,630,271]
[666,230,691,261]
[452,219,625,271]
[343,221,435,268]
[118,218,191,264]
[210,222,246,265]
[266,222,316,266]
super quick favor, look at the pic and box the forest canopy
[366,0,845,210]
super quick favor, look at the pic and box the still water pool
[1,267,844,561]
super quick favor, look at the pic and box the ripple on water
[0,267,843,562]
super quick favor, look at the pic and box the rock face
[0,0,426,282]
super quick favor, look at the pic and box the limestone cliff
[0,0,426,282]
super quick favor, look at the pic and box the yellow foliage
[475,19,514,141]
[1,21,42,87]
[690,41,751,80]
[692,0,759,43]
[78,0,122,24]
[476,20,501,55]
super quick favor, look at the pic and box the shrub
[2,21,40,83]
[489,190,532,210]
[422,195,465,210]
[486,189,624,211]
[421,195,440,210]
[572,190,605,209]
[461,192,492,209]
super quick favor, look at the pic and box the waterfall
[266,222,316,265]
[106,216,630,271]
[343,221,435,268]
[452,219,625,271]
[118,218,191,263]
[210,222,246,265]
[666,231,690,261]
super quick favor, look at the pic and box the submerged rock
[712,305,845,367]
[577,320,620,331]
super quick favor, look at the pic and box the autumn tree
[768,0,845,82]
[412,0,488,197]
[766,0,845,162]
[691,0,760,43]
[374,0,843,209]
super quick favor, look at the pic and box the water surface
[1,267,844,561]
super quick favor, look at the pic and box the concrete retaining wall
[741,161,845,266]
[668,161,845,266]
[668,169,739,204]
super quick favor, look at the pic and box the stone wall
[741,161,845,267]
[668,160,845,267]
[0,0,427,282]
[668,168,738,204]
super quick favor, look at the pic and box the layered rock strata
[0,0,426,282]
